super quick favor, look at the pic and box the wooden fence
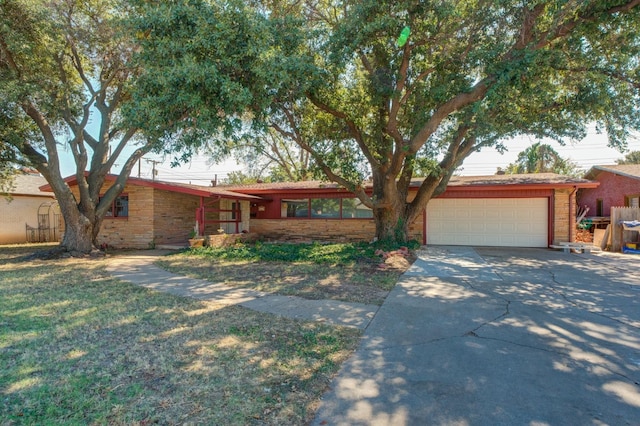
[610,207,640,252]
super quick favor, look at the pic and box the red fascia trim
[548,194,554,246]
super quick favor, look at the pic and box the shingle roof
[225,180,345,191]
[446,173,594,186]
[224,173,596,193]
[585,164,640,181]
[5,174,54,197]
[133,178,263,200]
[41,174,264,201]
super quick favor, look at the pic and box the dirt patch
[157,251,414,306]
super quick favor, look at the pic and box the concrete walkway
[105,250,378,330]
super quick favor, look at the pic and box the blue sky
[58,125,639,186]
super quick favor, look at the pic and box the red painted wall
[577,171,640,216]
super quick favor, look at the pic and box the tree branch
[306,94,378,167]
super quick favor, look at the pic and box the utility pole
[145,159,161,181]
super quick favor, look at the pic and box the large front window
[281,198,372,219]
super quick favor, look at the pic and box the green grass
[0,244,361,425]
[193,240,419,264]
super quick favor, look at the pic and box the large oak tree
[0,0,151,253]
[0,0,265,253]
[263,0,640,243]
[133,0,640,243]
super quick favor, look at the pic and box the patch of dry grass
[157,243,412,305]
[0,245,361,425]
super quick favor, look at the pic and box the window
[625,195,640,209]
[283,199,309,218]
[342,198,373,218]
[281,197,373,219]
[311,198,340,218]
[103,195,129,218]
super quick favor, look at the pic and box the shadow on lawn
[0,254,360,425]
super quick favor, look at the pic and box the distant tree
[232,129,314,182]
[223,171,262,185]
[505,142,581,176]
[616,150,640,164]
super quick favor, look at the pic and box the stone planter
[188,238,206,248]
[206,232,258,248]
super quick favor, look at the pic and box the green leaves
[127,0,278,160]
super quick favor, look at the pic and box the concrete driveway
[312,247,640,426]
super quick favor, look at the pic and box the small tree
[616,150,640,164]
[505,142,581,176]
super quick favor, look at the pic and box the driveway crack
[465,300,511,336]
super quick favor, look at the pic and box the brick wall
[250,216,424,243]
[577,171,640,216]
[153,189,200,246]
[98,185,154,248]
[553,188,572,244]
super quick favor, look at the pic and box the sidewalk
[105,250,378,330]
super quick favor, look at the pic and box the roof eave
[591,165,640,181]
[444,182,600,191]
[41,174,263,201]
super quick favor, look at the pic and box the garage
[426,198,549,247]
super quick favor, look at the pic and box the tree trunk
[373,205,410,243]
[61,216,95,254]
[371,169,413,244]
[54,189,97,255]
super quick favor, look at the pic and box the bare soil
[157,252,415,306]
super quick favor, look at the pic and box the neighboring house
[1,172,57,244]
[578,165,640,217]
[48,172,597,249]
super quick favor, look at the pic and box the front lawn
[157,241,416,306]
[0,244,361,425]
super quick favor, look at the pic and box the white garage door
[426,198,548,247]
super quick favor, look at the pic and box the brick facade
[553,188,573,244]
[250,216,423,243]
[95,184,252,249]
[578,169,640,216]
[61,174,592,248]
[98,184,155,248]
[152,189,200,246]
